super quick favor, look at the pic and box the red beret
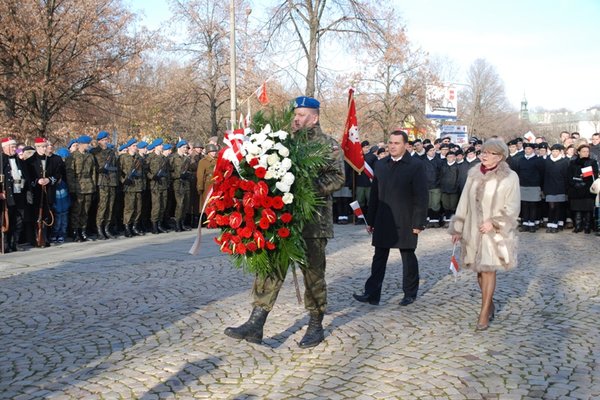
[34,137,47,144]
[1,137,16,146]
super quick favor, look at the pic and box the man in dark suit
[353,130,428,306]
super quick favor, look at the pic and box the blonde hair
[481,138,509,160]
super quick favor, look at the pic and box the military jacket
[66,151,97,194]
[146,152,170,191]
[299,124,346,239]
[170,153,192,192]
[92,147,119,187]
[119,153,145,192]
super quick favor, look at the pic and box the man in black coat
[353,130,428,306]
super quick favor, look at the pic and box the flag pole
[229,0,237,127]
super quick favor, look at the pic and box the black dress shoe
[352,293,379,305]
[399,296,415,306]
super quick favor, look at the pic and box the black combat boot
[151,222,159,234]
[124,225,133,237]
[97,226,107,240]
[157,222,168,233]
[132,224,144,236]
[104,224,116,239]
[174,220,182,232]
[298,312,325,349]
[79,228,88,242]
[573,212,583,233]
[224,307,269,344]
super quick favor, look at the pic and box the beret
[55,148,69,158]
[176,140,188,148]
[97,130,109,141]
[137,141,148,149]
[163,143,173,151]
[77,135,92,144]
[293,96,320,109]
[150,138,164,148]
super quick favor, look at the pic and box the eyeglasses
[481,151,500,156]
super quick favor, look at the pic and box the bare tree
[265,0,383,97]
[0,0,148,138]
[460,59,513,138]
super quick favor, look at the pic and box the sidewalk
[0,226,598,399]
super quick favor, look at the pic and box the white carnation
[282,192,294,204]
[262,139,274,150]
[275,130,288,140]
[281,172,295,186]
[278,146,289,157]
[252,132,268,145]
[261,124,272,135]
[267,153,280,166]
[275,181,291,193]
[258,154,269,168]
[264,169,275,180]
[280,157,292,171]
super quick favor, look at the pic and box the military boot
[79,229,88,242]
[158,222,169,233]
[124,225,133,238]
[151,222,159,234]
[583,211,592,234]
[299,312,325,349]
[104,224,116,239]
[96,226,107,240]
[573,212,583,233]
[132,224,144,236]
[224,307,269,344]
[174,220,182,232]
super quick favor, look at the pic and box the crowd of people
[336,131,600,237]
[0,132,220,253]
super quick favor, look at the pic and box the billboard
[425,84,458,120]
[439,125,468,144]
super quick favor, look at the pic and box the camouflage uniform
[120,153,145,228]
[252,124,345,313]
[146,152,169,226]
[195,155,216,212]
[66,151,97,233]
[91,147,119,233]
[169,153,192,230]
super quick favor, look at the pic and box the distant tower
[519,93,529,121]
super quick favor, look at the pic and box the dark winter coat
[567,157,598,200]
[27,152,63,205]
[367,154,428,249]
[542,157,569,196]
[423,156,442,190]
[514,155,544,187]
[439,161,459,194]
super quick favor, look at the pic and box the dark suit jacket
[367,154,428,249]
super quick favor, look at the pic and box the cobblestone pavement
[1,225,599,400]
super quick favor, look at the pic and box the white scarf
[9,157,23,193]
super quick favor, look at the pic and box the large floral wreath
[205,114,329,279]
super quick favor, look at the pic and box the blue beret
[150,138,164,147]
[293,96,320,109]
[56,147,69,159]
[137,141,148,149]
[118,143,127,152]
[176,140,188,148]
[97,130,109,141]
[147,143,155,151]
[67,139,77,148]
[77,135,92,144]
[107,143,114,149]
[163,143,172,151]
[123,138,137,149]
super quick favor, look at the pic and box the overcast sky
[127,0,600,112]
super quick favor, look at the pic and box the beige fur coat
[448,161,520,272]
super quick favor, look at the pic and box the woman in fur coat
[449,138,520,331]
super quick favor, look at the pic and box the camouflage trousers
[96,186,116,226]
[173,187,190,221]
[252,238,328,313]
[70,193,94,229]
[123,191,142,225]
[150,189,167,223]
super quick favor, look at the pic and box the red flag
[341,88,366,174]
[450,243,459,277]
[349,201,364,219]
[257,82,269,105]
[581,166,594,178]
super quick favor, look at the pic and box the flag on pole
[257,82,269,105]
[581,166,594,178]
[349,201,365,221]
[450,243,460,278]
[340,88,373,179]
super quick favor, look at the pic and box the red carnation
[277,227,290,238]
[237,226,253,238]
[266,241,276,250]
[259,218,270,230]
[280,212,293,223]
[235,243,247,255]
[246,242,258,252]
[272,196,284,209]
[262,196,273,208]
[255,167,267,179]
[248,158,259,167]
